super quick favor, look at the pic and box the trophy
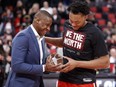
[50,54,63,65]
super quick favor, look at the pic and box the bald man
[5,10,62,87]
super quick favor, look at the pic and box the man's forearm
[45,37,63,47]
[76,55,110,69]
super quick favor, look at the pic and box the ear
[85,15,88,20]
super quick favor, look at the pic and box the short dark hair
[34,10,53,19]
[67,0,90,15]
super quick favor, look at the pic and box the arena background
[0,0,116,87]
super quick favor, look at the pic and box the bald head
[34,10,53,20]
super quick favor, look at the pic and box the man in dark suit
[5,10,62,87]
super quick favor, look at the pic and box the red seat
[90,6,97,13]
[97,19,106,26]
[108,13,115,19]
[94,13,102,19]
[102,6,109,13]
[60,19,65,25]
[110,19,116,24]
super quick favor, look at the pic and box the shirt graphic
[63,30,85,50]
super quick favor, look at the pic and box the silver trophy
[51,54,63,65]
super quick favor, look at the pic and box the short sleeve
[92,29,108,58]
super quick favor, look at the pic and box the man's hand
[59,56,77,73]
[45,54,63,72]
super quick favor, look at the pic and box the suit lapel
[41,39,50,64]
[28,26,40,64]
[41,39,45,64]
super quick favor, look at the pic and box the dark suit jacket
[5,26,47,87]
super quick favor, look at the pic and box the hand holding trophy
[45,53,63,72]
[50,54,63,65]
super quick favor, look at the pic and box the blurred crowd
[0,0,116,87]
